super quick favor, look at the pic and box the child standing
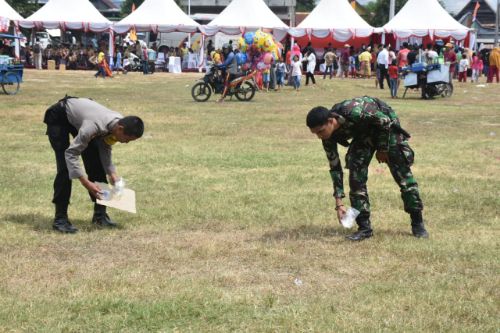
[458,53,469,82]
[388,59,399,98]
[349,53,357,78]
[471,52,483,83]
[262,67,271,92]
[291,55,302,91]
[276,57,286,90]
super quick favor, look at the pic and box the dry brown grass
[0,69,498,332]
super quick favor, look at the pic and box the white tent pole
[14,27,20,59]
[389,0,396,20]
[108,29,114,65]
[495,0,499,46]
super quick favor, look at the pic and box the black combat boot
[52,203,78,233]
[410,211,429,238]
[346,219,373,241]
[92,204,117,227]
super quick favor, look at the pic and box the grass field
[0,69,498,332]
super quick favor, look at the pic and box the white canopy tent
[201,0,289,40]
[0,0,24,57]
[288,0,374,42]
[379,0,471,41]
[19,0,111,32]
[112,0,199,34]
[0,0,23,32]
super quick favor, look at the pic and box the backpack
[33,43,41,54]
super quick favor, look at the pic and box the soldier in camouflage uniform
[306,96,428,241]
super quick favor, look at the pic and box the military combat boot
[52,203,78,233]
[92,204,117,227]
[346,219,373,241]
[410,211,429,238]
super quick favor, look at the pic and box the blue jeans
[390,78,398,97]
[276,71,284,85]
[293,75,301,89]
[142,60,149,75]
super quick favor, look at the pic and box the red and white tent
[288,0,374,45]
[112,0,199,34]
[379,0,471,41]
[0,0,23,32]
[201,0,289,39]
[19,0,111,32]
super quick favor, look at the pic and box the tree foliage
[296,0,315,12]
[5,0,40,18]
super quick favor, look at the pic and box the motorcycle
[124,52,155,73]
[191,64,257,102]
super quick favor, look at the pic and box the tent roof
[202,0,288,36]
[0,0,23,20]
[19,0,111,32]
[381,0,470,40]
[113,0,199,34]
[289,0,374,41]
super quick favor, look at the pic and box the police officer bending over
[306,96,428,241]
[44,96,144,233]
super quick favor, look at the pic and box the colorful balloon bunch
[236,29,282,71]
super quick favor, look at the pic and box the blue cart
[0,33,24,95]
[0,62,23,95]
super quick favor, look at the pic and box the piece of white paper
[95,182,136,214]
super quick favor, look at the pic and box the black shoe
[410,211,429,238]
[412,224,429,238]
[53,218,78,234]
[346,229,373,241]
[92,213,118,227]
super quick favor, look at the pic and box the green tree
[296,0,315,12]
[6,0,39,18]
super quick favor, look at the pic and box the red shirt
[388,65,399,79]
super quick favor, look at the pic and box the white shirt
[459,59,469,72]
[292,60,302,76]
[305,53,316,74]
[426,50,438,63]
[377,48,389,68]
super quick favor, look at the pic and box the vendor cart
[0,33,24,95]
[401,63,453,99]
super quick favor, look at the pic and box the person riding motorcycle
[217,43,240,102]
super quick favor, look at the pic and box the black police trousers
[44,101,107,208]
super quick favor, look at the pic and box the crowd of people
[204,39,499,100]
[2,35,499,93]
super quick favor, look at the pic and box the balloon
[254,30,269,50]
[240,53,247,64]
[238,37,247,52]
[262,36,275,52]
[263,52,273,65]
[236,52,247,65]
[244,32,255,45]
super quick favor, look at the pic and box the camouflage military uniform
[322,96,423,225]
